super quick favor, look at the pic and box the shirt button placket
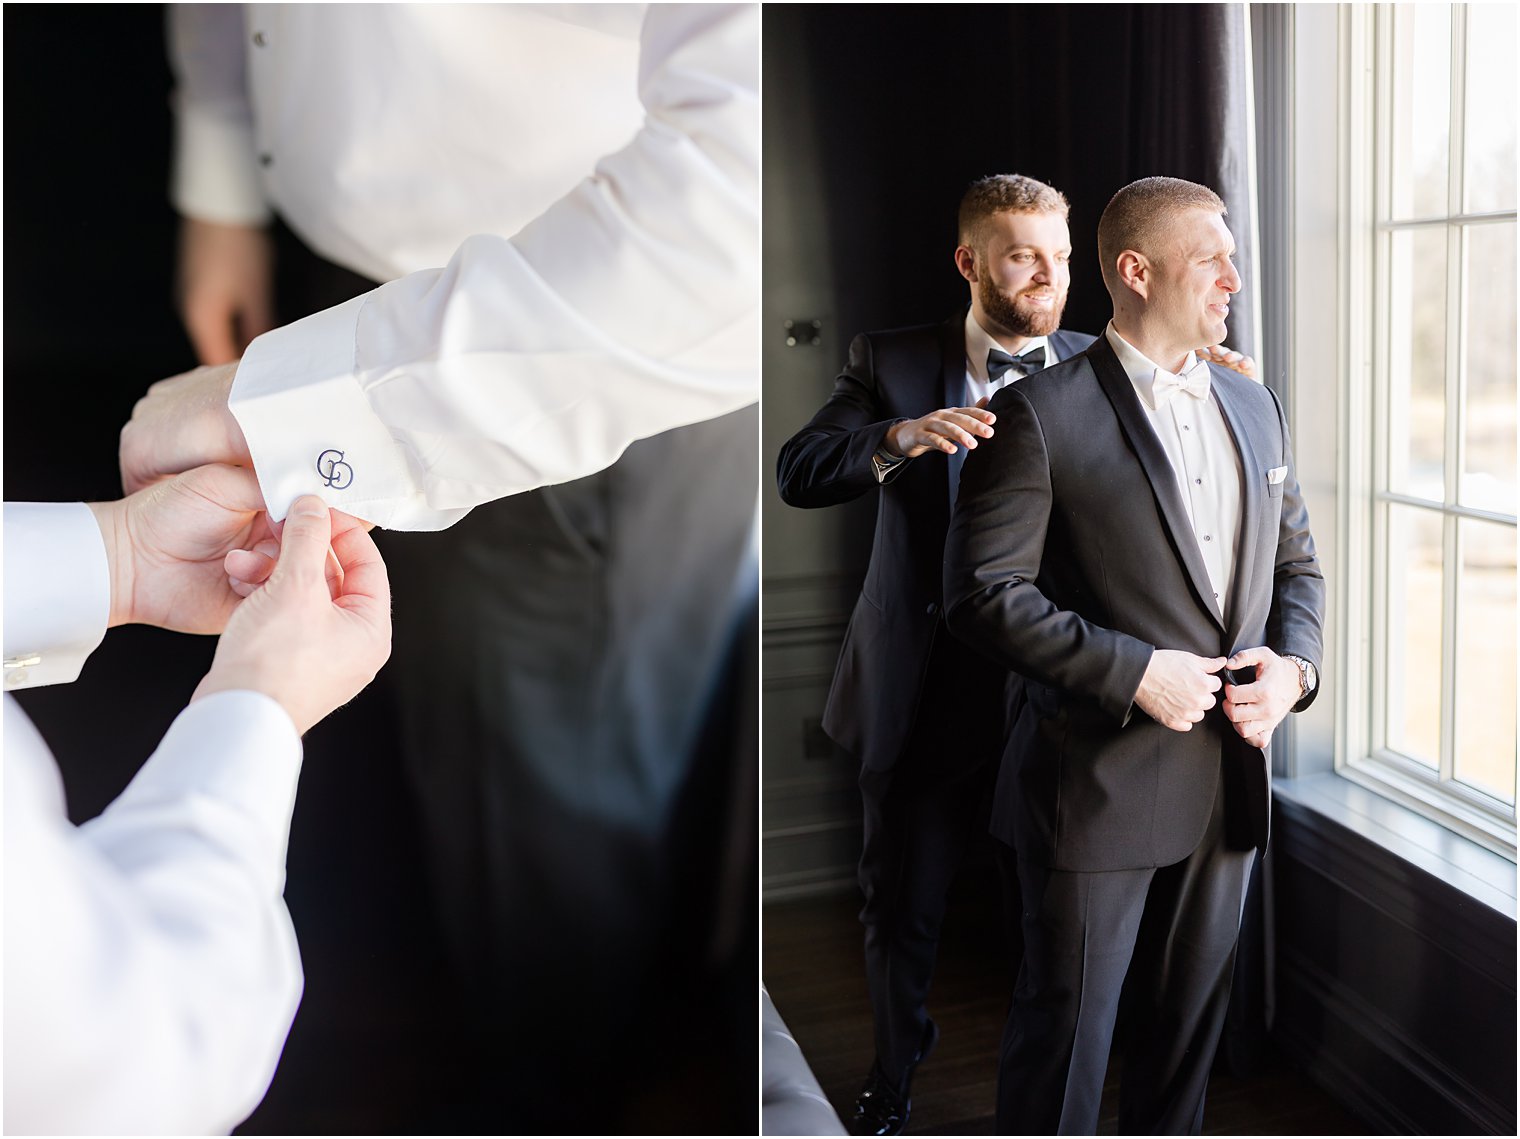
[251,29,273,169]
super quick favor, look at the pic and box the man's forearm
[944,583,1157,724]
[777,419,900,508]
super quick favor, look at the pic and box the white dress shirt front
[1105,324,1243,620]
[3,503,304,1135]
[169,4,760,531]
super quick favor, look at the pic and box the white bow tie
[1151,359,1211,407]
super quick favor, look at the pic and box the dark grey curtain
[777,2,1258,354]
[1096,3,1258,356]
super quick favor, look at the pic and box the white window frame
[1296,4,1517,860]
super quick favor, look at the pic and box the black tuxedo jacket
[944,334,1325,870]
[777,312,1096,770]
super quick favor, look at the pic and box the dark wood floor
[764,865,1373,1135]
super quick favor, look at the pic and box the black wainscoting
[1273,794,1517,1135]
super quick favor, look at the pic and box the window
[1347,3,1517,854]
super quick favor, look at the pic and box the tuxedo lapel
[1211,370,1265,649]
[941,314,971,510]
[1088,338,1227,632]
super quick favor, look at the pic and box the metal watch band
[871,448,905,483]
[1283,654,1316,699]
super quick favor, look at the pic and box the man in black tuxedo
[777,174,1096,1136]
[944,176,1325,1135]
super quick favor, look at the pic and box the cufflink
[5,653,40,688]
[316,449,354,490]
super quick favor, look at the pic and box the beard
[979,274,1067,338]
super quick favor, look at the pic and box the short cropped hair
[1096,176,1227,291]
[957,174,1071,248]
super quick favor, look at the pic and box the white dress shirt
[3,502,110,689]
[169,4,760,531]
[1105,324,1243,620]
[3,503,304,1135]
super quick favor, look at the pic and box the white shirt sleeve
[3,502,111,689]
[227,4,760,531]
[3,688,305,1135]
[168,3,271,226]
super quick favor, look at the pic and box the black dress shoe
[848,1066,908,1137]
[847,1019,940,1137]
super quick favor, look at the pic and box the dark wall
[1273,801,1518,1135]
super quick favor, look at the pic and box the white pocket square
[1266,466,1288,484]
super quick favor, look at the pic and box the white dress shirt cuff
[91,690,305,891]
[232,295,460,530]
[871,445,911,484]
[170,98,273,227]
[3,502,110,689]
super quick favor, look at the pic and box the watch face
[1287,656,1313,695]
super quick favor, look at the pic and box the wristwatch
[1282,654,1317,700]
[871,447,907,484]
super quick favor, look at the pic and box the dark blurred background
[4,6,756,1133]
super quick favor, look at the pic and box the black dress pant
[381,406,758,1053]
[856,630,1011,1090]
[995,770,1254,1135]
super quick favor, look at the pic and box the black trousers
[995,771,1254,1136]
[856,631,1012,1090]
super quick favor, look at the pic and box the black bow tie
[986,346,1047,381]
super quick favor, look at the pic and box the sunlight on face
[971,210,1073,339]
[1146,209,1241,359]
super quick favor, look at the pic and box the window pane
[1387,228,1447,500]
[1461,223,1517,513]
[1454,518,1517,804]
[1386,504,1444,768]
[1464,4,1518,214]
[1390,4,1451,220]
